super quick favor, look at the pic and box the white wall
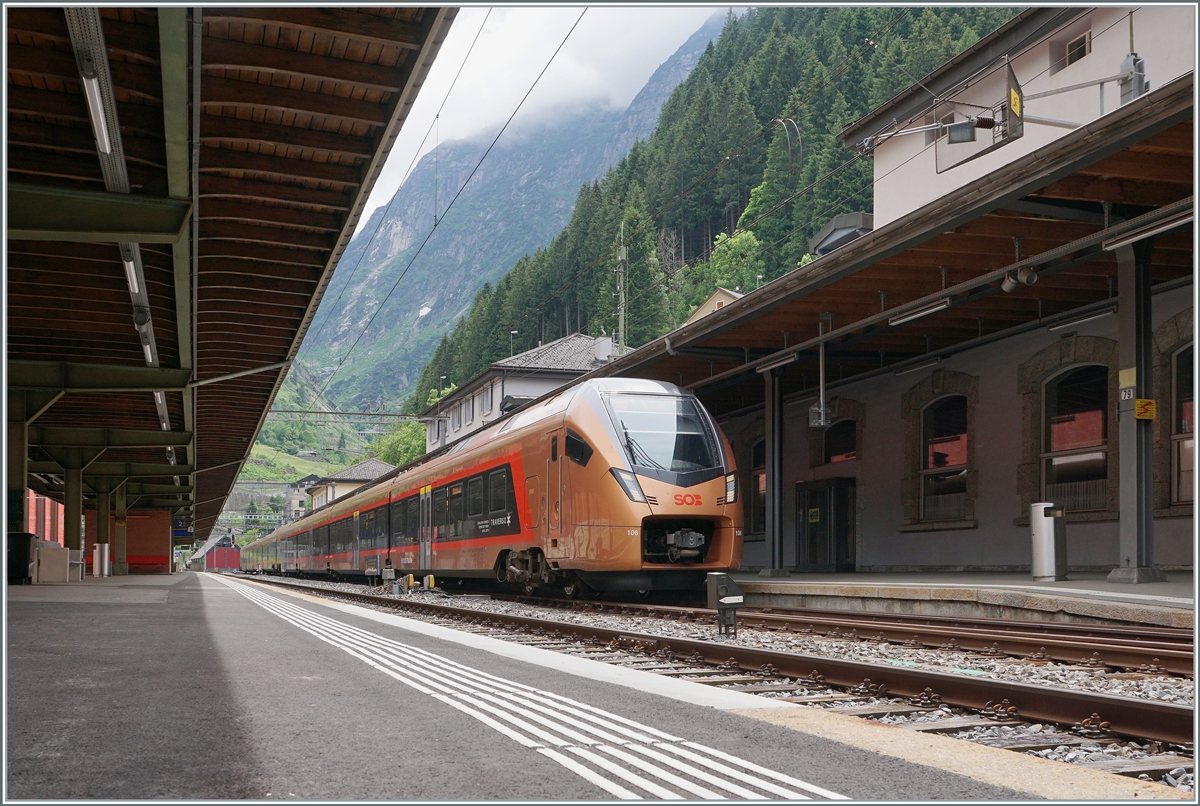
[871,6,1195,227]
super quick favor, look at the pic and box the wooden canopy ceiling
[7,7,454,541]
[593,73,1194,419]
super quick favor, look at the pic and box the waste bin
[1031,502,1067,581]
[7,532,37,584]
[93,542,111,577]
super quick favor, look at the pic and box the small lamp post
[510,330,519,356]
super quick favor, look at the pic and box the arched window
[1043,365,1108,511]
[922,396,968,520]
[1173,344,1193,503]
[823,419,857,464]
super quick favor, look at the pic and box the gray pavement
[6,572,1037,801]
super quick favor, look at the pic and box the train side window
[489,469,508,512]
[391,498,405,542]
[449,483,464,536]
[406,497,420,542]
[467,477,484,517]
[565,429,594,466]
[432,488,447,530]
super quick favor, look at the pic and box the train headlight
[725,473,737,504]
[610,468,647,503]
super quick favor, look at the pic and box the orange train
[241,378,743,594]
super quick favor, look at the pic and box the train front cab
[551,380,743,592]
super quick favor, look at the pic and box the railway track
[242,575,1193,750]
[493,593,1194,677]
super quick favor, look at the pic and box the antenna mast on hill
[616,221,627,356]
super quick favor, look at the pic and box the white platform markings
[214,576,847,801]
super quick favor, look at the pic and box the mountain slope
[295,13,726,410]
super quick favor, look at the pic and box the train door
[352,510,361,570]
[525,475,542,541]
[304,528,313,572]
[795,478,856,572]
[418,485,433,571]
[544,429,571,559]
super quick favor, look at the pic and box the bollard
[1031,502,1067,581]
[706,572,744,638]
[423,574,436,590]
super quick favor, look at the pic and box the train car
[242,378,743,594]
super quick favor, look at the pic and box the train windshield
[605,394,719,473]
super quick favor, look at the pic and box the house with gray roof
[422,333,614,452]
[307,457,396,509]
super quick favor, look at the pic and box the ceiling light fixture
[1102,209,1194,251]
[121,246,140,294]
[142,344,153,363]
[1047,305,1117,332]
[888,297,950,326]
[80,55,112,155]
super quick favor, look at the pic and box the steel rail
[243,576,1193,746]
[493,595,1194,675]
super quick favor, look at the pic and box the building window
[921,395,968,521]
[451,404,461,430]
[1173,344,1194,503]
[925,111,956,145]
[823,419,857,464]
[1066,31,1090,66]
[1042,365,1108,511]
[465,395,474,424]
[482,384,493,413]
[749,439,766,535]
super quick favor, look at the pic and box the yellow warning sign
[1135,399,1157,420]
[1010,87,1021,118]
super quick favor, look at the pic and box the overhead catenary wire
[305,8,494,350]
[317,8,590,398]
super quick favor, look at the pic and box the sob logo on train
[673,493,703,506]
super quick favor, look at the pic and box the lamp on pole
[756,275,764,290]
[439,375,446,396]
[510,330,518,357]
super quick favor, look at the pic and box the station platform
[732,571,1194,629]
[9,571,1180,801]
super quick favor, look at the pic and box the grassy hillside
[238,444,350,482]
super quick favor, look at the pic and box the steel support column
[95,479,111,546]
[7,392,28,533]
[761,367,789,576]
[1108,239,1165,583]
[64,450,83,552]
[113,484,128,575]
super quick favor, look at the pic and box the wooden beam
[7,119,166,168]
[7,85,165,137]
[200,115,375,159]
[7,8,161,60]
[199,198,343,231]
[199,174,354,210]
[201,36,406,92]
[199,145,361,186]
[29,460,194,477]
[6,42,163,102]
[7,146,161,188]
[1076,151,1193,184]
[197,221,334,250]
[1033,175,1191,207]
[202,8,424,50]
[201,76,390,126]
[197,272,316,297]
[198,240,328,265]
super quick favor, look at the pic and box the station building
[592,7,1195,579]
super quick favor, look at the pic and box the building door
[418,485,433,571]
[795,478,856,572]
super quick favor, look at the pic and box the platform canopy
[7,7,455,541]
[590,75,1193,419]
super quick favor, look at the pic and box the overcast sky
[359,6,727,222]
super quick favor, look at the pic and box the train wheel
[521,582,538,597]
[635,589,651,600]
[562,580,586,600]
